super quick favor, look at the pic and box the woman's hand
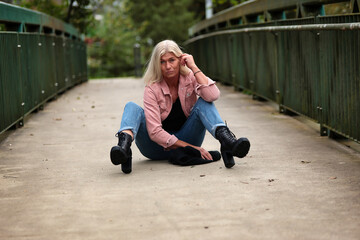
[166,140,213,160]
[193,146,213,161]
[180,53,208,85]
[180,53,198,72]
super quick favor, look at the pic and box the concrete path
[1,78,359,240]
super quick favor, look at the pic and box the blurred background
[0,0,251,78]
[3,0,350,79]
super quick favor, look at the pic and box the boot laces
[224,121,237,139]
[228,128,236,139]
[115,132,126,146]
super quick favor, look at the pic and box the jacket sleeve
[143,87,178,148]
[193,73,220,102]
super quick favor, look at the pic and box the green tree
[13,0,95,34]
[64,0,95,34]
[191,0,206,21]
[212,0,247,14]
[12,0,251,78]
[13,0,65,19]
[91,0,248,78]
[87,0,138,78]
[125,0,195,44]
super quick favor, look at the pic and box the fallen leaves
[301,160,311,164]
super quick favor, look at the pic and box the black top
[162,98,187,132]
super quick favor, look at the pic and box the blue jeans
[118,98,225,160]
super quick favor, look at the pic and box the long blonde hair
[143,40,190,85]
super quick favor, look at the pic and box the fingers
[199,148,213,161]
[180,54,186,66]
[180,54,188,66]
[191,146,212,160]
[180,53,195,67]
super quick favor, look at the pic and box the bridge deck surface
[1,78,359,240]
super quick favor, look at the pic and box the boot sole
[221,147,235,168]
[110,146,128,165]
[121,157,132,174]
[232,138,250,158]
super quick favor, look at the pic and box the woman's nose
[165,62,171,69]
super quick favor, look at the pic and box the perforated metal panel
[0,2,87,134]
[186,0,360,143]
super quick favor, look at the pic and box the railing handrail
[189,0,355,36]
[0,2,80,39]
[185,21,360,45]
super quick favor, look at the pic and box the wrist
[190,66,200,73]
[193,70,202,76]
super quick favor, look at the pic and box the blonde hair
[143,40,190,85]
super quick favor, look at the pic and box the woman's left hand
[180,53,197,71]
[193,146,213,161]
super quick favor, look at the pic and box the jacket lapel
[159,79,170,96]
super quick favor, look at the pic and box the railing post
[351,0,360,12]
[133,43,142,78]
[16,33,24,128]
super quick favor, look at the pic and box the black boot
[110,132,132,174]
[215,126,250,168]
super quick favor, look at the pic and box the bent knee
[124,101,142,110]
[196,97,213,107]
[125,101,139,108]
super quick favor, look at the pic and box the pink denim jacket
[143,71,220,148]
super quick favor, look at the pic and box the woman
[110,40,250,174]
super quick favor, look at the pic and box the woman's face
[160,52,180,79]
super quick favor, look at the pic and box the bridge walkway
[0,78,359,240]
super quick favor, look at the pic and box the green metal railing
[186,0,360,143]
[0,2,87,134]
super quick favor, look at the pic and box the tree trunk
[66,0,75,23]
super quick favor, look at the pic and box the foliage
[94,0,251,78]
[87,0,137,78]
[13,0,65,19]
[191,0,207,21]
[12,0,95,34]
[65,0,95,34]
[125,0,195,45]
[10,0,251,78]
[212,0,247,14]
[123,0,198,77]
